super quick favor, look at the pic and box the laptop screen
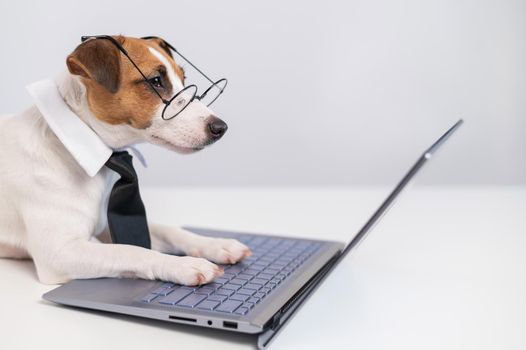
[339,119,464,260]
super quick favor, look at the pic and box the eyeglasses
[80,35,228,120]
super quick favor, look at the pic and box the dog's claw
[197,273,206,285]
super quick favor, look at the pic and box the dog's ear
[66,38,121,93]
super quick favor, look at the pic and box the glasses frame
[80,35,228,120]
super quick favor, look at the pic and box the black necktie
[105,151,151,249]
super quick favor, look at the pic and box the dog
[0,35,251,286]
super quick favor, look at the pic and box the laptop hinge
[270,313,281,330]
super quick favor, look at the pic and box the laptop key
[195,286,215,295]
[196,300,220,311]
[230,293,250,302]
[237,273,254,280]
[151,286,172,295]
[177,294,207,308]
[251,278,268,285]
[275,259,290,266]
[234,307,249,315]
[243,268,260,275]
[158,289,193,305]
[216,288,235,297]
[205,282,223,290]
[141,293,158,303]
[180,286,197,291]
[260,287,271,295]
[243,302,255,309]
[230,278,248,286]
[222,273,236,280]
[216,300,243,313]
[276,273,287,281]
[237,288,256,296]
[254,292,266,299]
[214,277,229,284]
[266,282,277,290]
[282,268,293,276]
[250,237,266,245]
[223,283,242,291]
[258,273,274,280]
[248,297,260,304]
[244,283,262,291]
[225,265,244,274]
[258,257,274,262]
[271,278,282,285]
[242,257,257,264]
[207,294,228,302]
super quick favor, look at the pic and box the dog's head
[65,35,227,153]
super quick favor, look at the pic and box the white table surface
[1,186,525,349]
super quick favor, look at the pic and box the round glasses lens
[198,79,227,107]
[163,85,198,120]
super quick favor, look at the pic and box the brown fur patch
[67,35,186,129]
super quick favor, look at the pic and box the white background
[0,0,524,186]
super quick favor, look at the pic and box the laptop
[43,120,463,349]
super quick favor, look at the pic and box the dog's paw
[166,256,224,286]
[189,237,252,265]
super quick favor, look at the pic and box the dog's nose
[207,117,228,138]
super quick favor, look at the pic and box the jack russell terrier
[0,35,251,286]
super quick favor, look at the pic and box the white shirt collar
[26,79,147,176]
[25,79,122,177]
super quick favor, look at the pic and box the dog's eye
[148,76,163,89]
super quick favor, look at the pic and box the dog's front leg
[150,223,251,265]
[30,238,223,285]
[25,213,223,285]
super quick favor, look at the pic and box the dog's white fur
[0,45,249,285]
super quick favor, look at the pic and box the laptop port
[223,321,238,329]
[169,315,197,323]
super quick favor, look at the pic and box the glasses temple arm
[162,42,217,86]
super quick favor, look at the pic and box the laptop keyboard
[140,236,321,316]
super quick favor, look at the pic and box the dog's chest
[94,168,120,236]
